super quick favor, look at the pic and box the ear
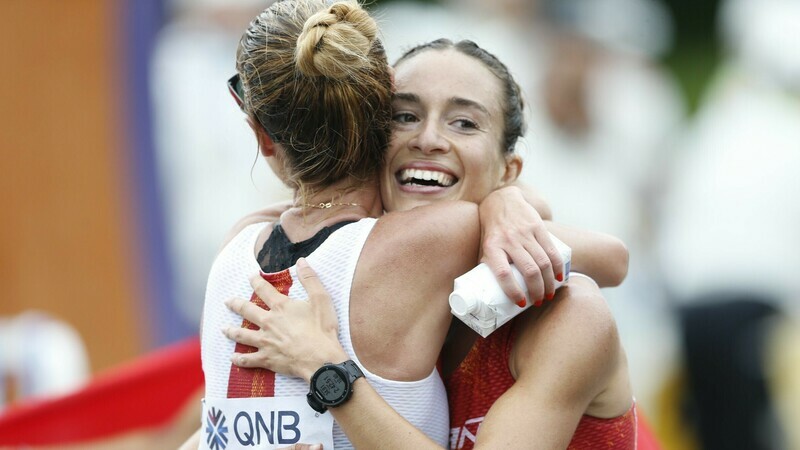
[498,153,522,187]
[246,116,275,157]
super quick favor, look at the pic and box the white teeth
[399,168,455,187]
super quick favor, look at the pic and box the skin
[183,39,575,450]
[381,49,559,303]
[223,48,633,449]
[380,47,628,301]
[182,130,487,449]
[380,49,515,210]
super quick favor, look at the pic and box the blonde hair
[237,0,391,198]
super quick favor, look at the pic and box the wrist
[480,186,521,218]
[483,185,522,206]
[306,360,364,414]
[300,345,349,382]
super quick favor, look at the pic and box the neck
[280,178,383,241]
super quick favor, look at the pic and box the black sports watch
[306,360,364,414]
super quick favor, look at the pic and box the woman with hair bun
[181,1,560,449]
[220,37,649,449]
[182,0,631,448]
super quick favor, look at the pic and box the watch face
[313,367,349,405]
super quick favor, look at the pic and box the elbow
[590,235,629,288]
[605,237,629,287]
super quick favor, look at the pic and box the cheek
[384,135,403,166]
[379,179,396,211]
[463,149,506,198]
[381,138,401,177]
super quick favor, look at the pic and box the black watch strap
[340,359,364,383]
[307,360,364,414]
[306,390,327,414]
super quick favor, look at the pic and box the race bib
[201,396,334,450]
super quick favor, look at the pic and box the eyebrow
[393,92,491,116]
[393,92,420,103]
[449,96,490,116]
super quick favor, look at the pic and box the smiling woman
[219,37,647,450]
[180,2,578,449]
[381,40,524,212]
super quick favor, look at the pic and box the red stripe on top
[226,269,293,398]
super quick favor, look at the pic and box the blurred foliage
[663,39,722,114]
[661,0,724,114]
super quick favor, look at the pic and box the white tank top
[201,219,449,449]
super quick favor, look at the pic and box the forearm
[545,222,628,287]
[330,379,443,449]
[296,350,442,449]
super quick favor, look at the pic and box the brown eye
[392,112,418,123]
[454,119,479,130]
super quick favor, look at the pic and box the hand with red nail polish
[478,186,565,306]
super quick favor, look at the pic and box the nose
[409,119,450,155]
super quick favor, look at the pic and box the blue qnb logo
[206,407,229,450]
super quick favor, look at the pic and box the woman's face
[381,49,520,213]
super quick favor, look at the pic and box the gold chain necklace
[300,200,361,209]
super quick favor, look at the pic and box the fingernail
[534,300,543,307]
[224,299,231,307]
[221,327,227,336]
[516,298,527,308]
[546,292,554,301]
[297,257,308,267]
[556,273,564,282]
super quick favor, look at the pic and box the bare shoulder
[511,276,622,402]
[469,278,627,448]
[534,276,617,341]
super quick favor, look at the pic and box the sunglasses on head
[227,74,245,110]
[228,73,279,141]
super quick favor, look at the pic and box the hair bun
[296,1,378,79]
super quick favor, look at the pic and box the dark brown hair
[395,39,526,154]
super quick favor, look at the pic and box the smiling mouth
[397,168,457,187]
